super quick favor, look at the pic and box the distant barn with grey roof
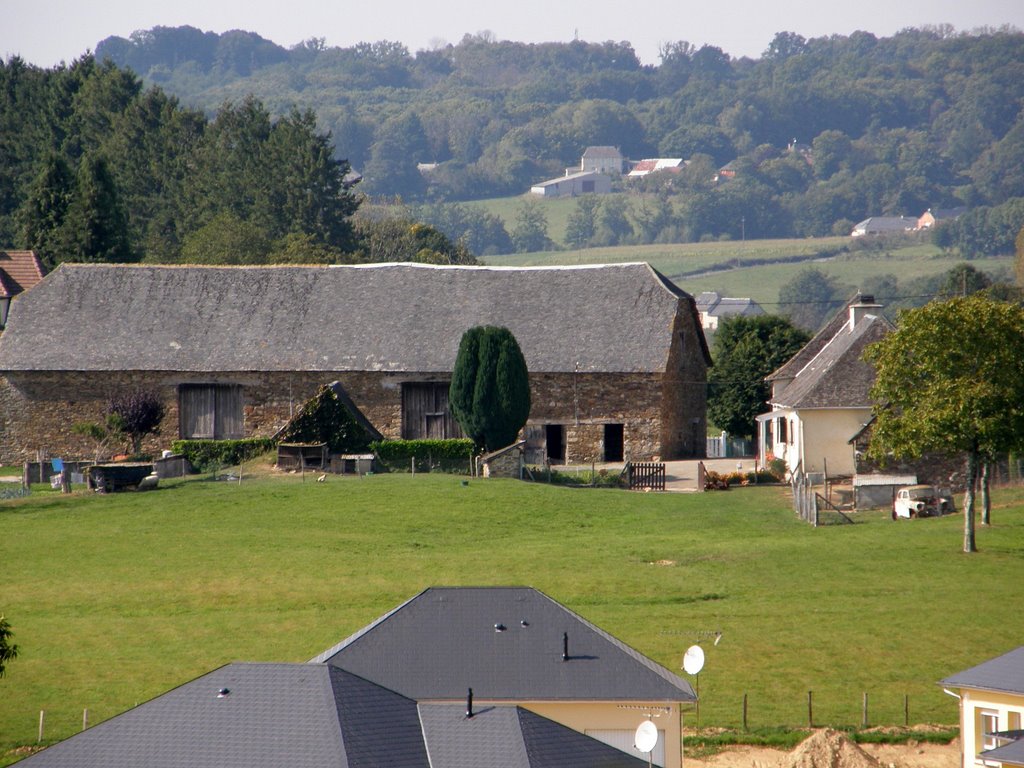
[0,262,710,463]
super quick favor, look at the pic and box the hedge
[370,439,475,473]
[170,438,277,470]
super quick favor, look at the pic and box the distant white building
[694,291,765,331]
[850,216,916,236]
[627,158,685,178]
[530,170,612,198]
[580,146,624,174]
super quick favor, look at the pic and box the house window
[401,382,463,440]
[179,385,243,439]
[777,417,787,444]
[978,709,999,758]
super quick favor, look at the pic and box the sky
[3,0,1024,67]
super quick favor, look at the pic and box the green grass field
[482,235,1013,311]
[2,473,1022,760]
[468,194,1014,311]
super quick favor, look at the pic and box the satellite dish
[634,720,658,753]
[683,644,705,675]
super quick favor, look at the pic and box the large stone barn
[0,262,710,464]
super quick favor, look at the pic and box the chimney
[849,294,882,330]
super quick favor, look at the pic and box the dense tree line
[84,24,1024,248]
[0,55,473,267]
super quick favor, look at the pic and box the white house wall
[796,408,871,475]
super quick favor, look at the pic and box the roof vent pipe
[562,632,569,661]
[466,688,474,718]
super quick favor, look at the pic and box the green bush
[371,439,475,473]
[528,466,624,488]
[171,438,277,471]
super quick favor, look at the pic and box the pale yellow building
[942,647,1024,768]
[311,587,696,768]
[757,295,891,478]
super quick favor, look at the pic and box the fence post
[38,710,44,743]
[905,694,909,726]
[743,693,748,731]
[807,691,813,728]
[83,708,89,731]
[862,692,868,728]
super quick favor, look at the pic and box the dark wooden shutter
[215,386,243,439]
[180,385,215,439]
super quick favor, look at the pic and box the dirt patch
[685,730,959,768]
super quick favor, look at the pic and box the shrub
[371,439,475,473]
[171,438,277,471]
[107,390,166,455]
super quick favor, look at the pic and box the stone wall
[0,355,708,463]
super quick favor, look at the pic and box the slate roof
[0,250,46,298]
[770,312,891,409]
[419,703,649,768]
[983,739,1024,767]
[532,171,606,187]
[310,586,696,703]
[582,146,623,158]
[768,295,875,383]
[940,646,1024,695]
[19,662,649,768]
[17,663,414,768]
[0,262,706,374]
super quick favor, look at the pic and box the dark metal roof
[18,662,653,768]
[419,703,650,768]
[310,586,696,703]
[0,262,700,374]
[983,739,1024,767]
[17,664,355,768]
[770,313,891,409]
[941,646,1024,695]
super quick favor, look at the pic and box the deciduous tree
[707,315,810,439]
[865,295,1024,552]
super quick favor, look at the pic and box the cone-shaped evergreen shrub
[450,326,530,451]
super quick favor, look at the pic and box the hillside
[89,25,1024,237]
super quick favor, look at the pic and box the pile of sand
[787,730,882,768]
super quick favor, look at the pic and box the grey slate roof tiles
[0,262,697,374]
[941,646,1024,695]
[310,586,696,702]
[20,663,656,768]
[771,313,891,409]
[418,703,650,768]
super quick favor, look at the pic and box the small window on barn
[179,385,243,440]
[582,180,595,193]
[401,382,463,440]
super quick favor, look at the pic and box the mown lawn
[2,474,1022,761]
